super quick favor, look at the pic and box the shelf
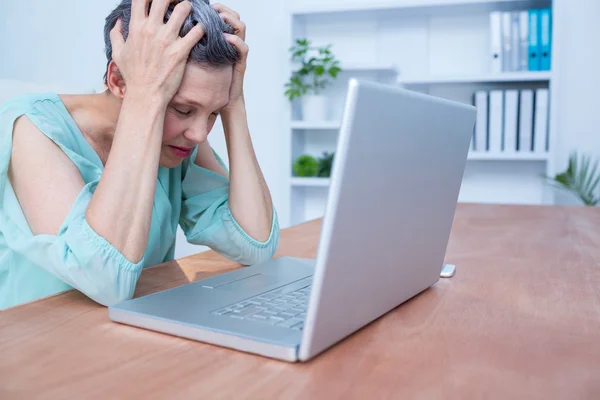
[467,152,549,161]
[291,121,340,130]
[339,63,398,73]
[291,177,332,187]
[292,63,397,74]
[398,71,552,85]
[291,0,551,18]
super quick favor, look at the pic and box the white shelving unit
[291,177,332,187]
[291,0,551,17]
[397,71,552,85]
[468,152,550,161]
[288,0,556,226]
[291,121,340,130]
[293,63,398,74]
[338,63,398,72]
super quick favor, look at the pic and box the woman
[0,0,279,309]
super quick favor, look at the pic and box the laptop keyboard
[212,284,312,330]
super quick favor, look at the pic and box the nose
[183,122,209,143]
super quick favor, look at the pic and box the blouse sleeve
[178,146,280,266]
[0,181,145,307]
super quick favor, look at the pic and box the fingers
[212,3,240,19]
[218,11,246,39]
[224,33,248,58]
[179,23,206,54]
[109,19,125,61]
[165,1,193,38]
[148,0,173,24]
[131,0,150,22]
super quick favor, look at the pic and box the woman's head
[104,0,239,80]
[103,0,241,168]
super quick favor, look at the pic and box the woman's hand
[209,5,274,243]
[110,0,205,104]
[213,3,248,109]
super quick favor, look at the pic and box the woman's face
[159,63,232,168]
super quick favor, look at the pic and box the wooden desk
[1,204,600,399]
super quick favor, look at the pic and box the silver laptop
[109,79,476,362]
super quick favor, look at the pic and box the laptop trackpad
[210,273,281,292]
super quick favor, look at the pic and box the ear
[106,60,126,100]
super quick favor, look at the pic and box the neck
[60,90,122,165]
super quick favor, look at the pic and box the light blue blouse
[0,93,279,309]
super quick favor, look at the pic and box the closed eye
[175,108,192,116]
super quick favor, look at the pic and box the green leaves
[284,74,307,100]
[317,152,335,177]
[318,45,332,56]
[293,49,306,58]
[329,65,341,78]
[314,65,325,76]
[549,152,600,206]
[293,155,320,177]
[284,38,342,101]
[292,152,336,178]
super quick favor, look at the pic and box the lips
[169,145,193,158]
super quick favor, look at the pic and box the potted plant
[547,152,600,206]
[285,39,342,121]
[317,152,335,178]
[292,152,336,179]
[293,154,320,177]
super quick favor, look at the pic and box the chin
[160,155,185,169]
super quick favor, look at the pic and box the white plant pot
[302,94,328,121]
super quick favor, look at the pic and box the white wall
[0,0,115,91]
[552,0,600,171]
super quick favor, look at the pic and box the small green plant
[317,152,335,178]
[547,152,600,206]
[293,154,319,177]
[284,39,342,101]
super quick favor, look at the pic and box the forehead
[174,64,233,107]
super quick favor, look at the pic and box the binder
[510,12,520,72]
[474,91,489,152]
[503,90,518,152]
[519,11,529,71]
[533,89,549,153]
[488,90,504,153]
[489,12,503,73]
[502,12,513,72]
[528,10,541,71]
[518,90,534,152]
[540,8,552,71]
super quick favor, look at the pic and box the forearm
[221,100,274,242]
[86,94,166,263]
[194,140,228,177]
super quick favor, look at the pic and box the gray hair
[103,0,240,84]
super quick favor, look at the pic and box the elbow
[58,216,145,307]
[238,245,278,266]
[105,289,136,307]
[74,268,141,307]
[237,227,280,266]
[89,285,136,307]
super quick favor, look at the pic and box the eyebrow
[172,94,202,108]
[173,95,226,113]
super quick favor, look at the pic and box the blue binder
[540,8,552,71]
[528,10,541,71]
